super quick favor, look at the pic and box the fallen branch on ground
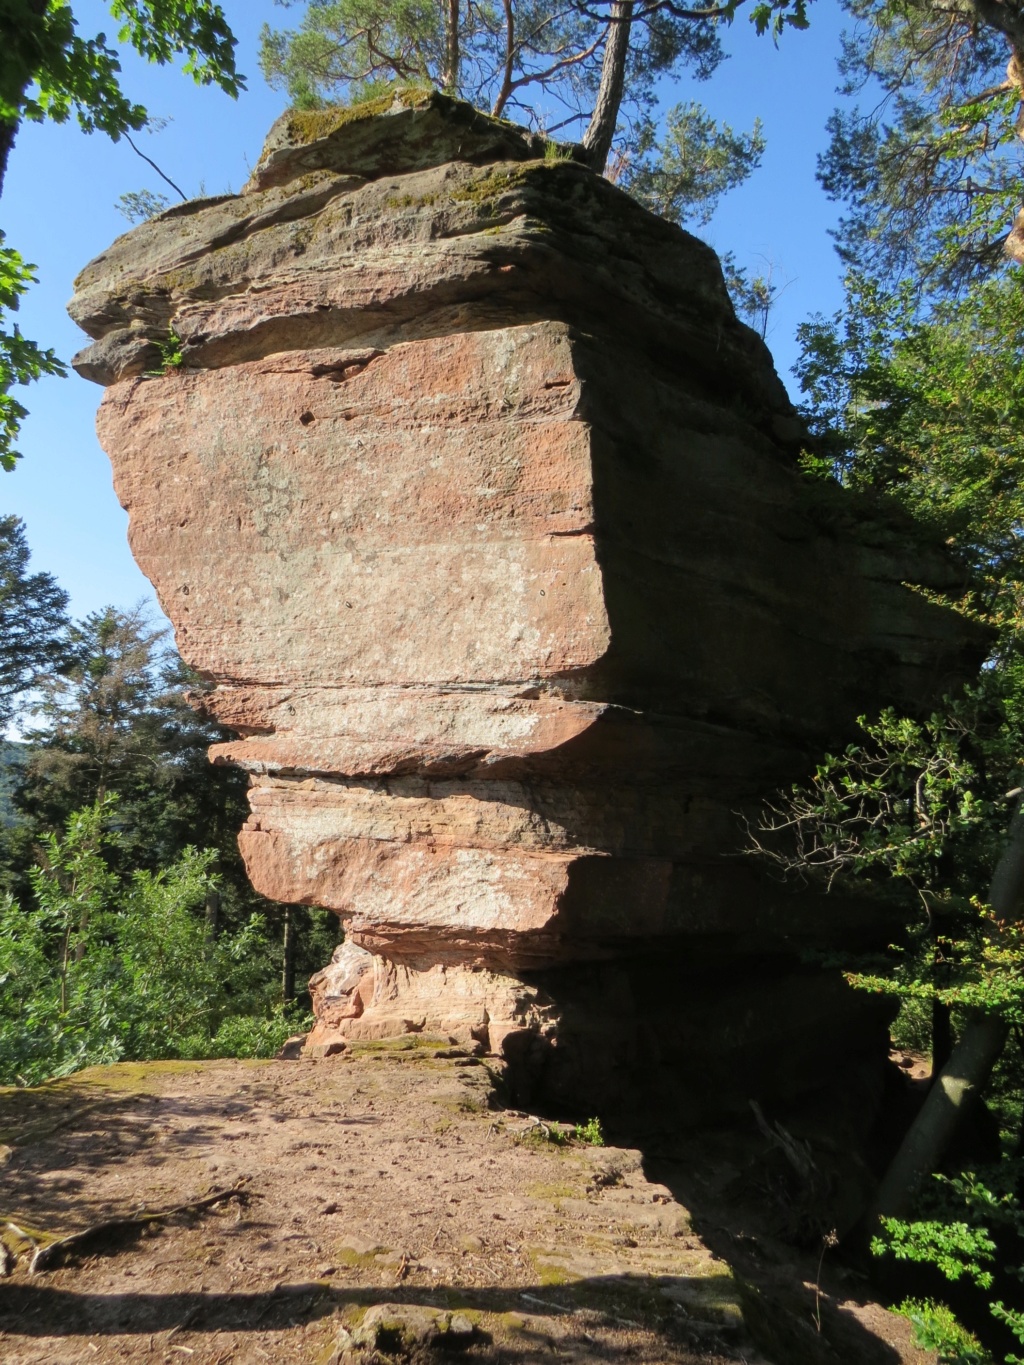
[750,1100,817,1182]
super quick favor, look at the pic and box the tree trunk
[872,1014,1007,1222]
[443,0,460,95]
[282,907,297,1004]
[582,1,633,174]
[870,804,1024,1223]
[492,0,515,118]
[931,911,953,1076]
[74,907,88,963]
[931,997,953,1077]
[204,876,221,941]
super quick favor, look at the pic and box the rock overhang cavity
[70,92,988,1127]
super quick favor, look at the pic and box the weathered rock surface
[71,90,984,1126]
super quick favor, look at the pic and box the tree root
[21,1179,250,1274]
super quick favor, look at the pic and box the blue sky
[2,0,851,624]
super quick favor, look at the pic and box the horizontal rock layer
[72,91,984,1122]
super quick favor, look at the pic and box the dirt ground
[0,1038,933,1364]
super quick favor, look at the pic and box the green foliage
[749,0,813,39]
[782,269,1024,1089]
[0,800,286,1086]
[819,0,1024,296]
[989,1301,1024,1365]
[895,1298,992,1365]
[0,236,67,470]
[624,101,765,228]
[116,187,170,222]
[259,0,459,108]
[0,741,25,829]
[778,262,1024,1365]
[889,992,932,1052]
[20,606,187,821]
[722,252,779,338]
[754,682,1021,905]
[875,1169,1024,1361]
[0,1,242,469]
[797,274,1024,598]
[145,328,183,373]
[258,0,726,133]
[573,1116,604,1146]
[7,606,250,902]
[542,139,574,163]
[0,599,342,1033]
[0,515,72,726]
[772,263,1024,969]
[780,10,1024,1358]
[874,1216,998,1289]
[4,0,241,139]
[188,1005,311,1060]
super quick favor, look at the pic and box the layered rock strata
[71,92,984,1125]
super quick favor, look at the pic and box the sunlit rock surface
[71,91,985,1126]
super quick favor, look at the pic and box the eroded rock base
[304,939,894,1134]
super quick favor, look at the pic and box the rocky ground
[0,1040,932,1364]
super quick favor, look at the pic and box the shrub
[0,800,289,1085]
[895,1298,991,1365]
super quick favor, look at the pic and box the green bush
[0,800,293,1085]
[890,994,934,1054]
[875,1169,1024,1364]
[182,1004,312,1060]
[896,1298,991,1365]
[574,1116,604,1146]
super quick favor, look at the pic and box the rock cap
[245,87,584,192]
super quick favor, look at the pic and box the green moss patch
[335,1241,388,1268]
[524,1180,580,1201]
[450,164,536,211]
[284,87,434,146]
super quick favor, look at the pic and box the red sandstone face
[71,95,985,1093]
[98,330,609,692]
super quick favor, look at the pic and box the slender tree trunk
[282,907,297,1004]
[205,810,222,939]
[870,804,1024,1223]
[60,920,72,1014]
[582,1,633,174]
[205,863,221,940]
[931,919,953,1076]
[492,0,515,118]
[74,909,89,963]
[443,0,460,95]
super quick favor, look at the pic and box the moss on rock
[283,86,434,147]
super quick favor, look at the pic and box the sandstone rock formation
[71,91,984,1127]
